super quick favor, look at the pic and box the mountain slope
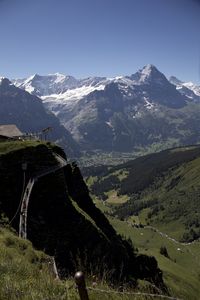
[0,78,79,157]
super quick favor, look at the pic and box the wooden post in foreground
[52,257,59,280]
[74,271,89,300]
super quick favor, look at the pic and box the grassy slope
[0,226,161,300]
[0,227,71,300]
[108,217,200,300]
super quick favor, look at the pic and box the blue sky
[0,0,200,83]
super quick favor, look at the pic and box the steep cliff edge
[0,141,164,288]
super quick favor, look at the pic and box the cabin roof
[0,124,23,137]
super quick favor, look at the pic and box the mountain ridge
[13,64,200,100]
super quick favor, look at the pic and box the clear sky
[0,0,200,83]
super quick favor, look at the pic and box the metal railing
[19,152,67,239]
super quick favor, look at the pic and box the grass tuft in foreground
[0,226,69,300]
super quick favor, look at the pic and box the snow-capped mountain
[14,73,79,96]
[12,65,200,153]
[13,73,113,113]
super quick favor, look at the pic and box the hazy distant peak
[28,74,41,81]
[169,76,183,86]
[48,72,66,77]
[169,76,200,97]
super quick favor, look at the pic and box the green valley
[87,145,200,299]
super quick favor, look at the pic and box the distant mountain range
[12,64,200,154]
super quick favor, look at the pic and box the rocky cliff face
[0,141,164,287]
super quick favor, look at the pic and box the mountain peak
[30,73,41,80]
[141,63,158,73]
[140,64,164,80]
[23,74,42,85]
[130,64,168,85]
[0,77,12,87]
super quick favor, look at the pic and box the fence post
[74,271,89,300]
[52,257,59,280]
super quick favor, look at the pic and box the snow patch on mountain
[105,121,114,128]
[183,82,200,96]
[41,84,106,105]
[117,77,135,87]
[144,97,154,109]
[48,72,67,83]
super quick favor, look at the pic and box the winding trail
[146,225,200,268]
[126,220,200,267]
